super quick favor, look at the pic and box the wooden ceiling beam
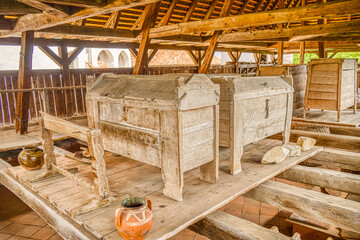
[149,0,360,38]
[39,25,138,39]
[157,0,179,27]
[181,0,198,23]
[278,165,360,195]
[104,11,121,29]
[16,0,69,18]
[218,20,360,43]
[37,0,106,8]
[0,0,161,37]
[0,0,41,15]
[244,180,360,234]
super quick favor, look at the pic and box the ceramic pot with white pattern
[115,197,153,240]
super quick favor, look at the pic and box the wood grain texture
[244,180,360,234]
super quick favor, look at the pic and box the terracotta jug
[18,147,44,170]
[115,197,153,240]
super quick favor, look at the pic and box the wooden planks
[2,139,322,240]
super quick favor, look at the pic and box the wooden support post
[299,41,305,64]
[133,3,159,75]
[59,45,73,116]
[15,31,34,134]
[189,210,292,240]
[87,129,109,200]
[277,42,284,65]
[318,42,325,58]
[278,165,360,195]
[244,180,360,234]
[39,117,57,173]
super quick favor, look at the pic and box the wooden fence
[0,64,257,129]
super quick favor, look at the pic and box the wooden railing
[0,64,257,129]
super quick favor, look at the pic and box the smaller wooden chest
[304,58,358,121]
[208,75,293,174]
[86,74,220,201]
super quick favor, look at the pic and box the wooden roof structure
[0,0,360,55]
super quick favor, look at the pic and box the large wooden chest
[208,75,293,174]
[304,58,358,121]
[258,65,307,110]
[86,74,220,201]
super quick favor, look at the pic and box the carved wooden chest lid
[87,73,219,110]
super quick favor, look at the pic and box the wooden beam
[104,11,121,29]
[157,0,179,27]
[227,51,236,63]
[148,48,158,63]
[238,0,250,15]
[218,21,360,43]
[0,19,14,31]
[38,46,62,67]
[16,0,69,18]
[299,41,305,64]
[15,31,34,135]
[129,47,138,57]
[133,2,159,75]
[244,180,360,234]
[182,0,198,23]
[278,165,360,195]
[37,0,106,8]
[304,148,360,172]
[277,42,283,65]
[1,0,161,37]
[318,42,325,58]
[59,45,73,116]
[198,0,233,73]
[187,50,199,66]
[270,129,360,151]
[149,0,360,38]
[39,25,137,39]
[68,47,84,64]
[0,0,41,15]
[189,210,292,240]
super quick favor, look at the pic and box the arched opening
[118,51,129,67]
[97,50,114,68]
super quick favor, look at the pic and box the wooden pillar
[277,42,284,65]
[59,44,73,116]
[299,42,305,64]
[15,31,34,134]
[133,3,159,75]
[318,42,325,58]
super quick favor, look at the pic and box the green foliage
[293,52,360,64]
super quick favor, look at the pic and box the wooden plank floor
[5,139,322,240]
[293,108,360,127]
[0,118,88,152]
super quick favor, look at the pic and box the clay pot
[18,147,44,170]
[115,197,153,240]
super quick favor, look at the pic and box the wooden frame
[37,112,111,214]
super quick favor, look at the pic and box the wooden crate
[258,65,308,110]
[208,75,293,174]
[86,74,220,201]
[304,58,358,122]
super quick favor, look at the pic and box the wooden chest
[86,74,220,201]
[304,58,358,121]
[208,75,293,174]
[258,65,308,110]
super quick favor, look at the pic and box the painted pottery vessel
[18,147,44,170]
[115,197,153,240]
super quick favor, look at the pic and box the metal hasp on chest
[86,74,220,201]
[303,58,358,122]
[208,75,293,175]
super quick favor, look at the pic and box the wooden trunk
[304,58,358,122]
[86,74,220,201]
[208,75,293,174]
[258,65,307,110]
